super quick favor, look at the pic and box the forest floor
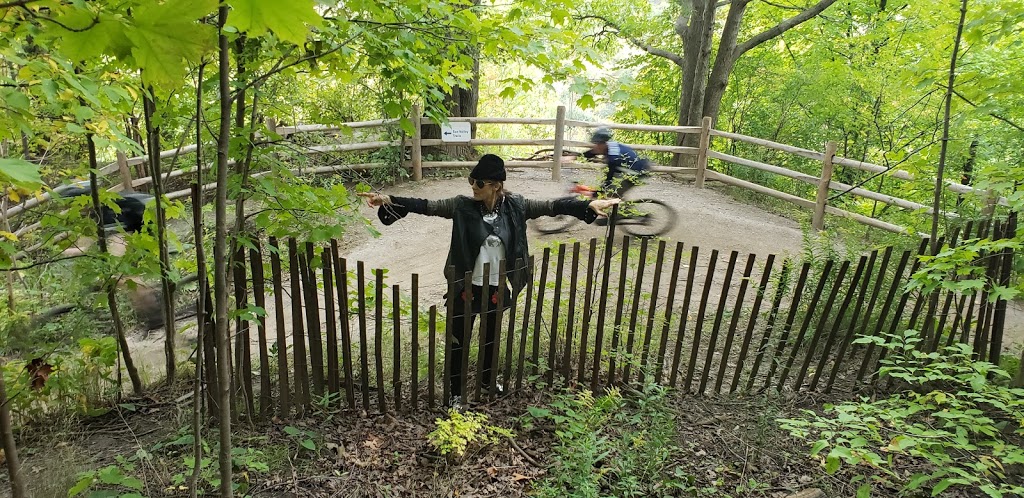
[8,382,875,498]
[10,168,1019,497]
[10,383,988,498]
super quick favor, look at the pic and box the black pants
[448,285,510,397]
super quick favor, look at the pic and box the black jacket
[377,193,596,294]
[57,186,153,233]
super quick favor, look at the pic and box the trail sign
[440,122,472,142]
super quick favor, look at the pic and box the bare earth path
[339,167,1024,349]
[341,167,806,308]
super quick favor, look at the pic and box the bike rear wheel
[534,214,579,234]
[613,199,677,238]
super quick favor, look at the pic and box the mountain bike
[534,183,678,238]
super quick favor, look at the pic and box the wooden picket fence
[198,216,1013,420]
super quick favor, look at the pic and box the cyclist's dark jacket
[57,186,153,233]
[376,193,595,295]
[584,141,650,187]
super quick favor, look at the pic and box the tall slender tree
[214,5,235,495]
[142,90,178,385]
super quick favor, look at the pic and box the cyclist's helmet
[590,127,613,144]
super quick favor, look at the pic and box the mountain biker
[582,127,651,199]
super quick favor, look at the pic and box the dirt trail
[341,168,807,308]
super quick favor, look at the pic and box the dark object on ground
[55,184,154,234]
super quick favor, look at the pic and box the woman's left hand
[588,198,621,217]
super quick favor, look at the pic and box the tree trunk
[669,0,839,133]
[956,139,977,206]
[702,1,749,129]
[422,84,478,159]
[87,135,144,394]
[0,359,27,497]
[215,6,235,496]
[923,0,968,348]
[143,91,177,386]
[230,41,259,418]
[931,0,968,252]
[188,61,206,498]
[422,0,480,160]
[676,0,716,134]
[3,194,15,311]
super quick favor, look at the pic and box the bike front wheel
[613,199,677,238]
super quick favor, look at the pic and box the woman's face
[469,177,500,201]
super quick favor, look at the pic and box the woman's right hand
[357,192,392,207]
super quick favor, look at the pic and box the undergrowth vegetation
[526,383,695,497]
[781,330,1024,497]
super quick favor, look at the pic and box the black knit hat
[470,154,506,181]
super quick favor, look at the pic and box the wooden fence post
[694,116,711,188]
[411,104,423,181]
[812,141,837,231]
[552,105,566,182]
[264,117,278,136]
[116,151,134,192]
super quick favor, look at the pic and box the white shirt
[472,211,505,286]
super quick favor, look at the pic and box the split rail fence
[199,214,1013,420]
[4,107,1011,248]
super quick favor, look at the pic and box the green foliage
[780,329,1024,497]
[911,227,1022,302]
[0,334,121,423]
[172,448,268,494]
[0,158,43,188]
[528,384,695,497]
[229,0,322,46]
[247,170,363,241]
[283,425,319,454]
[71,430,270,496]
[68,457,144,498]
[427,409,513,458]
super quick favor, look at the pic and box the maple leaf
[228,0,322,46]
[124,0,218,88]
[45,10,130,63]
[0,158,42,188]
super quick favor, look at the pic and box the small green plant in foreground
[427,409,514,458]
[780,330,1024,498]
[528,384,695,497]
[69,431,269,497]
[284,425,320,454]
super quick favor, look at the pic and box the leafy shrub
[428,409,513,459]
[71,431,269,496]
[528,384,695,497]
[780,330,1024,497]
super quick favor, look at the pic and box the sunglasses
[469,178,492,189]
